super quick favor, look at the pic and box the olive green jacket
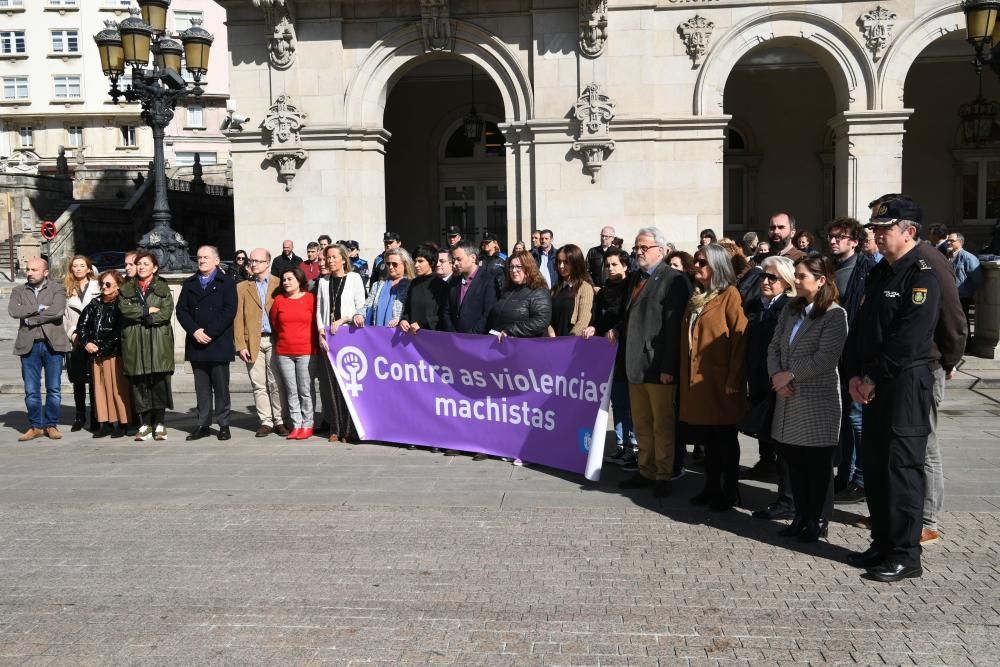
[118,276,176,376]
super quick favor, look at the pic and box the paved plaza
[0,342,997,664]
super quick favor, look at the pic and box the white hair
[636,227,668,249]
[760,255,796,297]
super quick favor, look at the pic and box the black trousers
[191,361,231,428]
[769,438,794,511]
[862,371,931,567]
[782,444,835,522]
[694,424,740,496]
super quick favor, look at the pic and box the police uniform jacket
[847,244,941,432]
[767,302,848,447]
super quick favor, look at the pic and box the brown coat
[679,286,748,426]
[234,276,280,363]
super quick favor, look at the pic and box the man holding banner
[613,227,692,497]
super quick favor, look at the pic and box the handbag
[738,393,775,438]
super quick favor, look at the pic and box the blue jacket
[530,247,558,288]
[176,269,237,363]
[953,248,983,299]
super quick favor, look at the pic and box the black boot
[109,423,125,439]
[92,423,111,439]
[797,519,829,543]
[779,515,808,537]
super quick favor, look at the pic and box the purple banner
[326,327,617,479]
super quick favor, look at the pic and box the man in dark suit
[530,229,557,289]
[176,245,238,441]
[612,228,692,497]
[271,239,302,278]
[442,240,499,335]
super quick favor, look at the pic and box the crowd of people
[8,193,973,582]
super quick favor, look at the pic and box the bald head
[249,247,271,279]
[25,258,48,286]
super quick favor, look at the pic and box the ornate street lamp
[963,0,1000,72]
[462,64,485,144]
[93,0,213,272]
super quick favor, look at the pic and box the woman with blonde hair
[63,255,100,431]
[354,247,413,328]
[75,271,132,438]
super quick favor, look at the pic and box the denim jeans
[275,354,314,428]
[21,340,63,428]
[835,398,864,488]
[610,381,636,447]
[924,367,946,530]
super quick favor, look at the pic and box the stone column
[972,260,1000,359]
[828,110,913,221]
[499,122,535,245]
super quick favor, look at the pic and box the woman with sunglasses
[75,271,132,438]
[232,250,252,281]
[744,256,796,517]
[63,255,100,431]
[766,256,848,542]
[353,248,413,329]
[680,243,748,511]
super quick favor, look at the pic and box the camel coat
[234,275,280,363]
[679,286,748,426]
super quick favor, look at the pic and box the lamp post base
[138,224,194,273]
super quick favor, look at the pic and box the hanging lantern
[960,95,999,143]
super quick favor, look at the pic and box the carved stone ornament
[0,149,41,175]
[419,0,455,53]
[252,0,297,70]
[579,0,608,59]
[859,5,896,62]
[678,14,714,68]
[572,83,616,183]
[261,95,308,191]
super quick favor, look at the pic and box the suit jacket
[8,280,72,355]
[531,247,559,288]
[234,275,280,363]
[176,269,237,363]
[442,268,500,334]
[620,261,692,384]
[767,303,848,447]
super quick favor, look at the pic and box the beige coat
[547,281,595,337]
[234,276,280,363]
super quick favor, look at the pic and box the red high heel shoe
[296,427,313,440]
[286,427,303,440]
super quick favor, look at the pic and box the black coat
[737,266,763,315]
[530,247,558,288]
[586,245,608,287]
[402,275,449,330]
[838,251,876,327]
[75,298,124,357]
[488,286,552,338]
[590,277,628,336]
[175,269,237,363]
[271,252,303,278]
[745,294,788,402]
[442,269,500,334]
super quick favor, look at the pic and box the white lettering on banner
[435,396,557,431]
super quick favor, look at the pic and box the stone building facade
[219,0,997,256]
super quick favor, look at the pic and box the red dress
[269,292,317,356]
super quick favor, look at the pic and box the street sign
[40,220,57,240]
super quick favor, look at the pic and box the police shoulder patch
[912,287,927,305]
[917,259,933,270]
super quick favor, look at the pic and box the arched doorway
[722,42,838,235]
[382,57,507,248]
[902,29,1000,246]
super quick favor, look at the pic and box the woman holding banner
[316,243,366,443]
[549,244,594,337]
[487,250,552,338]
[354,248,413,328]
[680,243,748,512]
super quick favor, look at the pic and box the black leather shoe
[752,504,795,521]
[797,519,829,543]
[217,427,231,441]
[186,427,211,441]
[778,515,807,537]
[71,419,85,432]
[865,561,923,583]
[91,424,110,439]
[709,492,739,512]
[619,475,654,490]
[653,480,672,498]
[847,547,885,569]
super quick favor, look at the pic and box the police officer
[845,195,940,582]
[369,232,401,289]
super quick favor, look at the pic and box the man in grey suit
[8,258,73,441]
[611,228,692,497]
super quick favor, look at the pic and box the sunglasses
[385,262,402,268]
[761,273,781,283]
[694,258,708,267]
[101,281,116,288]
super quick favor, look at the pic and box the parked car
[90,251,127,273]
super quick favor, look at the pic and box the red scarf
[138,276,153,296]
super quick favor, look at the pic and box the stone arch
[344,20,533,128]
[878,3,965,110]
[694,9,875,115]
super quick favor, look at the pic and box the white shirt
[789,303,814,343]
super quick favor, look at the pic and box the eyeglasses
[947,239,959,244]
[508,264,524,272]
[235,256,247,262]
[633,244,658,253]
[101,281,116,288]
[386,262,402,268]
[761,273,781,283]
[600,234,614,239]
[248,259,268,265]
[694,258,708,267]
[826,233,850,241]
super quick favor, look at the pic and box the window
[0,0,25,7]
[723,127,754,232]
[173,10,202,33]
[48,0,78,6]
[53,75,81,99]
[120,125,136,147]
[51,30,78,54]
[2,76,28,100]
[961,157,1000,224]
[19,126,32,148]
[101,0,133,7]
[175,152,217,166]
[185,105,204,128]
[67,125,83,147]
[1,30,26,55]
